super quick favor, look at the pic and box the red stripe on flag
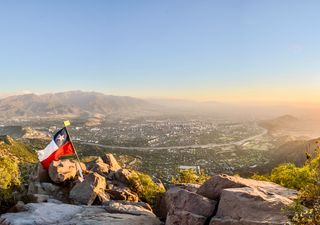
[41,141,75,169]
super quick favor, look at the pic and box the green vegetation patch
[252,147,320,225]
[171,169,209,184]
[128,171,165,209]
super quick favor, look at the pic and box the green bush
[269,163,315,190]
[171,169,209,184]
[128,171,165,209]
[287,199,320,225]
[0,156,21,190]
[252,147,320,225]
[0,156,22,212]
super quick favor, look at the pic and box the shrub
[0,156,22,212]
[128,171,165,209]
[0,156,21,190]
[287,199,320,225]
[258,146,320,225]
[269,163,315,190]
[171,169,209,184]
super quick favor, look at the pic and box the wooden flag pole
[64,120,84,181]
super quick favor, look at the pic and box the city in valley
[0,113,308,182]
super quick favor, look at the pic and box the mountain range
[0,91,156,119]
[0,90,317,120]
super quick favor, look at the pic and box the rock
[165,187,216,218]
[211,187,294,225]
[197,174,298,200]
[103,200,155,217]
[170,183,200,193]
[210,217,273,225]
[28,182,69,202]
[29,163,51,183]
[48,159,78,183]
[40,182,63,195]
[28,182,59,195]
[107,186,139,202]
[28,194,49,203]
[152,177,166,190]
[27,182,45,195]
[7,201,27,213]
[166,210,207,225]
[102,153,122,172]
[0,202,162,225]
[0,203,82,225]
[69,172,108,205]
[86,157,109,174]
[114,169,134,185]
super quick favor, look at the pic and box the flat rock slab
[0,202,162,225]
[197,174,298,201]
[213,187,293,225]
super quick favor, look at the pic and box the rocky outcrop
[69,172,108,205]
[197,174,297,201]
[0,202,162,225]
[162,174,298,225]
[2,149,299,225]
[210,187,293,225]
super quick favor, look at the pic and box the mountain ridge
[0,91,157,119]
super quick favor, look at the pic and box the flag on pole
[37,127,75,169]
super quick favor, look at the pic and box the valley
[0,113,308,183]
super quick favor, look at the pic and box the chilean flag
[38,127,75,169]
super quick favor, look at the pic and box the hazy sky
[1,1,320,102]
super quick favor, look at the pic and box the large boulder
[85,157,110,174]
[102,153,122,172]
[48,159,84,183]
[197,174,298,200]
[210,187,294,225]
[165,187,216,218]
[69,172,108,205]
[0,202,162,225]
[162,186,217,224]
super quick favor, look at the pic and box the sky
[1,0,320,103]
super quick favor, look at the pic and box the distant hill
[259,114,299,135]
[0,91,157,119]
[271,137,320,166]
